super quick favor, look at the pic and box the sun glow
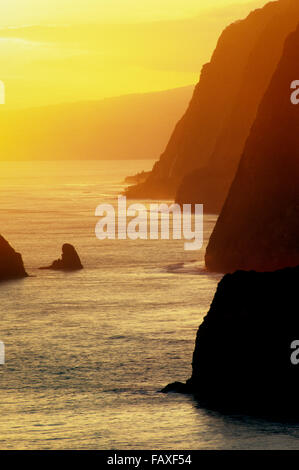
[0,0,266,109]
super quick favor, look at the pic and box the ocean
[0,159,299,450]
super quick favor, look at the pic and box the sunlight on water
[0,160,299,449]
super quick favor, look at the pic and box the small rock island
[39,244,83,271]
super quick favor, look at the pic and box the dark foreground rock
[0,235,28,281]
[40,244,83,271]
[162,266,299,419]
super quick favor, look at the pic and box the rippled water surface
[0,160,299,449]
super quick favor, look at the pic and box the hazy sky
[0,0,265,24]
[0,0,268,107]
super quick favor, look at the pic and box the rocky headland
[162,265,299,418]
[126,0,299,213]
[205,22,299,273]
[0,235,28,281]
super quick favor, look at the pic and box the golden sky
[0,0,267,108]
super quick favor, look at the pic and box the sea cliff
[205,22,299,273]
[126,0,299,214]
[163,265,299,418]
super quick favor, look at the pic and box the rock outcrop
[126,0,299,212]
[40,244,83,271]
[0,235,28,281]
[162,266,299,418]
[205,22,299,273]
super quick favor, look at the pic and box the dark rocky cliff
[205,22,299,273]
[126,0,299,211]
[163,266,299,418]
[0,235,28,281]
[176,0,299,213]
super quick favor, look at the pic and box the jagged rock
[126,0,299,211]
[205,22,299,273]
[163,266,299,418]
[40,244,83,271]
[0,235,28,281]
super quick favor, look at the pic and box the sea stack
[126,0,299,210]
[163,265,299,418]
[40,244,83,271]
[205,22,299,273]
[0,235,28,281]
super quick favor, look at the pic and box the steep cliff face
[163,266,299,417]
[205,23,299,273]
[126,0,299,207]
[0,235,28,281]
[177,0,299,212]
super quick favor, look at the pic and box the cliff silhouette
[163,266,299,418]
[126,0,299,211]
[0,235,27,281]
[205,22,299,273]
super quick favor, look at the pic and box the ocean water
[0,159,299,450]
